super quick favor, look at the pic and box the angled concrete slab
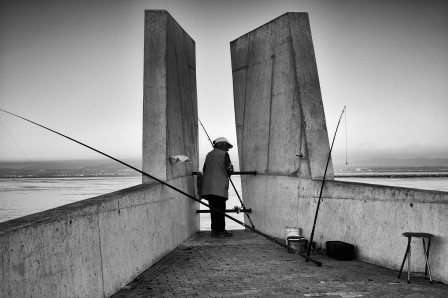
[143,10,198,183]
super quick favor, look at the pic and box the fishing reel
[233,206,242,214]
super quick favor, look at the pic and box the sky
[1,0,447,167]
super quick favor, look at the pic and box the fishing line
[0,108,321,266]
[198,118,213,145]
[345,107,348,165]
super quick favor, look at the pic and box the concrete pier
[1,10,447,297]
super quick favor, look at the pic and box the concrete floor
[112,230,448,297]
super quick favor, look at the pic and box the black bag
[326,241,354,261]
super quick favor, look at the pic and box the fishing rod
[198,118,213,146]
[0,108,321,266]
[198,118,256,228]
[306,106,346,259]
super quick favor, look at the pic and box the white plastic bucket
[284,227,301,244]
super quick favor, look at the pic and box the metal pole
[1,108,322,266]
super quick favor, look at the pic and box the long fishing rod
[1,108,321,266]
[198,118,256,228]
[306,106,346,259]
[198,118,213,146]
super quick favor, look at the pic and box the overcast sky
[1,0,447,166]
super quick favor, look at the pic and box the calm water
[0,176,244,230]
[335,176,448,192]
[1,176,446,228]
[0,177,142,223]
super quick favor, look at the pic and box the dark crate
[326,241,354,261]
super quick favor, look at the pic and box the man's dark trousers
[204,195,226,231]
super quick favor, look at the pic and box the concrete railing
[299,179,448,284]
[0,176,199,297]
[241,174,448,284]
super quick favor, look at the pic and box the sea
[0,176,245,230]
[1,175,447,229]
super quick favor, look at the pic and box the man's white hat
[213,137,233,149]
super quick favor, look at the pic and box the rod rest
[191,171,257,176]
[197,208,252,214]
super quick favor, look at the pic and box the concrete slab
[231,12,333,181]
[112,230,448,297]
[143,10,168,182]
[143,10,198,183]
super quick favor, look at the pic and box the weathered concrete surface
[0,203,103,297]
[231,12,448,285]
[0,180,199,297]
[303,180,448,284]
[231,12,330,181]
[112,230,448,297]
[240,175,300,236]
[98,177,198,295]
[143,10,198,183]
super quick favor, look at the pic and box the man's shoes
[218,230,233,237]
[211,231,220,237]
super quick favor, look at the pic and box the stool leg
[425,238,432,277]
[422,238,433,284]
[424,238,428,277]
[407,241,411,283]
[398,238,410,279]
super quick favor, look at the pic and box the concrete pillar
[143,10,198,183]
[230,13,332,236]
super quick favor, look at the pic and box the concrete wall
[231,12,332,181]
[232,12,448,284]
[143,10,198,183]
[0,181,198,297]
[1,10,200,297]
[311,180,448,283]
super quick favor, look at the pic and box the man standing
[201,137,234,237]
